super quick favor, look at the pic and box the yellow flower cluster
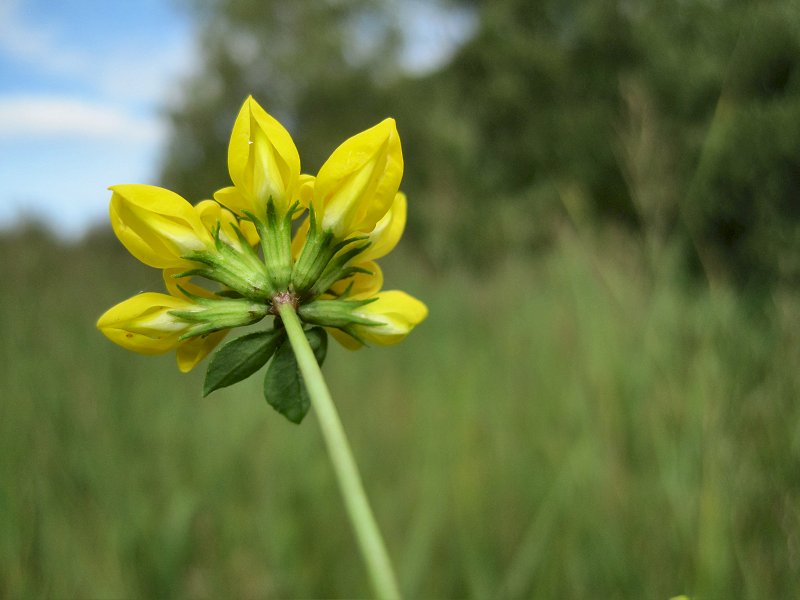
[98,96,427,372]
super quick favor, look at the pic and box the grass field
[1,223,798,598]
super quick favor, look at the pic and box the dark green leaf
[204,329,284,396]
[263,328,328,424]
[305,326,328,366]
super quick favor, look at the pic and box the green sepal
[170,295,269,339]
[243,198,294,292]
[308,241,370,298]
[298,297,379,329]
[180,244,273,300]
[172,267,210,280]
[291,205,336,295]
[263,327,328,424]
[203,328,285,396]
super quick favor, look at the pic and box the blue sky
[0,0,474,238]
[0,0,194,237]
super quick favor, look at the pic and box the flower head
[99,96,426,422]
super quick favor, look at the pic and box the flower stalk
[277,301,402,600]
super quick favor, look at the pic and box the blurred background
[2,0,800,597]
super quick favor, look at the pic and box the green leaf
[305,326,328,366]
[264,327,328,424]
[204,329,284,396]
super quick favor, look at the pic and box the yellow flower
[110,184,274,298]
[225,96,301,219]
[354,290,427,346]
[98,269,271,372]
[329,290,428,350]
[101,96,426,381]
[313,118,403,239]
[323,263,426,350]
[96,291,226,373]
[292,191,406,262]
[110,184,214,269]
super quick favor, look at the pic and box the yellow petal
[109,184,213,269]
[298,173,315,209]
[194,199,258,249]
[109,199,163,267]
[209,190,260,246]
[327,327,363,351]
[96,292,197,354]
[162,268,218,300]
[358,192,407,263]
[352,290,427,346]
[291,216,310,259]
[175,330,228,372]
[239,219,260,247]
[315,118,403,238]
[228,96,300,218]
[195,199,228,233]
[213,186,252,216]
[328,261,383,298]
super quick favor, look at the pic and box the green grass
[1,224,798,598]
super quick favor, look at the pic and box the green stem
[277,302,402,600]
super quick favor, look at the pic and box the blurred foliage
[7,3,800,596]
[161,0,800,289]
[2,223,800,597]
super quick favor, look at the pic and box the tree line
[161,0,800,289]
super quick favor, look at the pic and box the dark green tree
[162,0,800,286]
[399,0,800,285]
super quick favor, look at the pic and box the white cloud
[0,95,163,142]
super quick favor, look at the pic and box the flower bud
[109,184,214,269]
[340,290,428,348]
[227,96,301,219]
[97,292,228,371]
[314,118,403,239]
[97,291,269,371]
[97,292,198,354]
